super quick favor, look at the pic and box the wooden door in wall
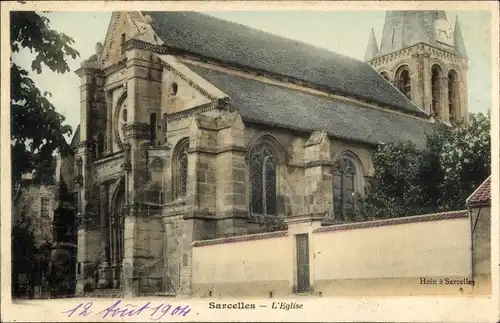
[295,234,310,293]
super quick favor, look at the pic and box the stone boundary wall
[191,210,482,297]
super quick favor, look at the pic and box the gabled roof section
[98,12,162,69]
[141,11,426,117]
[157,54,229,100]
[466,176,491,206]
[185,63,436,149]
[70,125,80,148]
[98,12,120,68]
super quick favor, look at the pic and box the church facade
[56,10,469,296]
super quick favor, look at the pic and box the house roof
[185,63,436,149]
[142,11,426,117]
[466,176,491,206]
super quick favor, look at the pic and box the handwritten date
[62,300,191,320]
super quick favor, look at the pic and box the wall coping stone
[313,210,468,233]
[192,230,288,247]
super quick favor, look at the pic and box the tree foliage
[11,215,37,298]
[11,11,79,187]
[358,113,490,219]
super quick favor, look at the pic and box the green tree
[11,215,37,298]
[10,11,79,188]
[359,112,490,219]
[438,113,491,208]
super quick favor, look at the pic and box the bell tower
[365,11,469,125]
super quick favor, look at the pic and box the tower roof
[364,28,379,61]
[377,10,466,58]
[454,15,468,56]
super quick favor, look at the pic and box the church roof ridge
[185,62,436,150]
[140,11,424,116]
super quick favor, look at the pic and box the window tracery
[332,156,358,222]
[173,139,189,199]
[249,140,278,216]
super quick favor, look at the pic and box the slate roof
[185,63,435,149]
[143,11,425,117]
[466,176,491,206]
[70,125,80,148]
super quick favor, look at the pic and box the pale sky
[12,10,492,136]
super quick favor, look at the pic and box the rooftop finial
[454,15,468,57]
[364,28,379,61]
[95,42,103,55]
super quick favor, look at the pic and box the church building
[56,10,469,296]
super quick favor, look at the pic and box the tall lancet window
[173,138,189,199]
[249,140,278,216]
[332,156,357,222]
[448,70,459,124]
[395,66,411,100]
[162,113,168,144]
[431,65,444,118]
[97,133,105,158]
[149,113,157,145]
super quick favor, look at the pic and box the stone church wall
[191,213,491,298]
[123,215,164,295]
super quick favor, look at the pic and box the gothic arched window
[395,66,411,99]
[448,69,459,124]
[249,140,278,216]
[431,65,444,118]
[332,156,358,222]
[150,113,157,145]
[173,139,189,199]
